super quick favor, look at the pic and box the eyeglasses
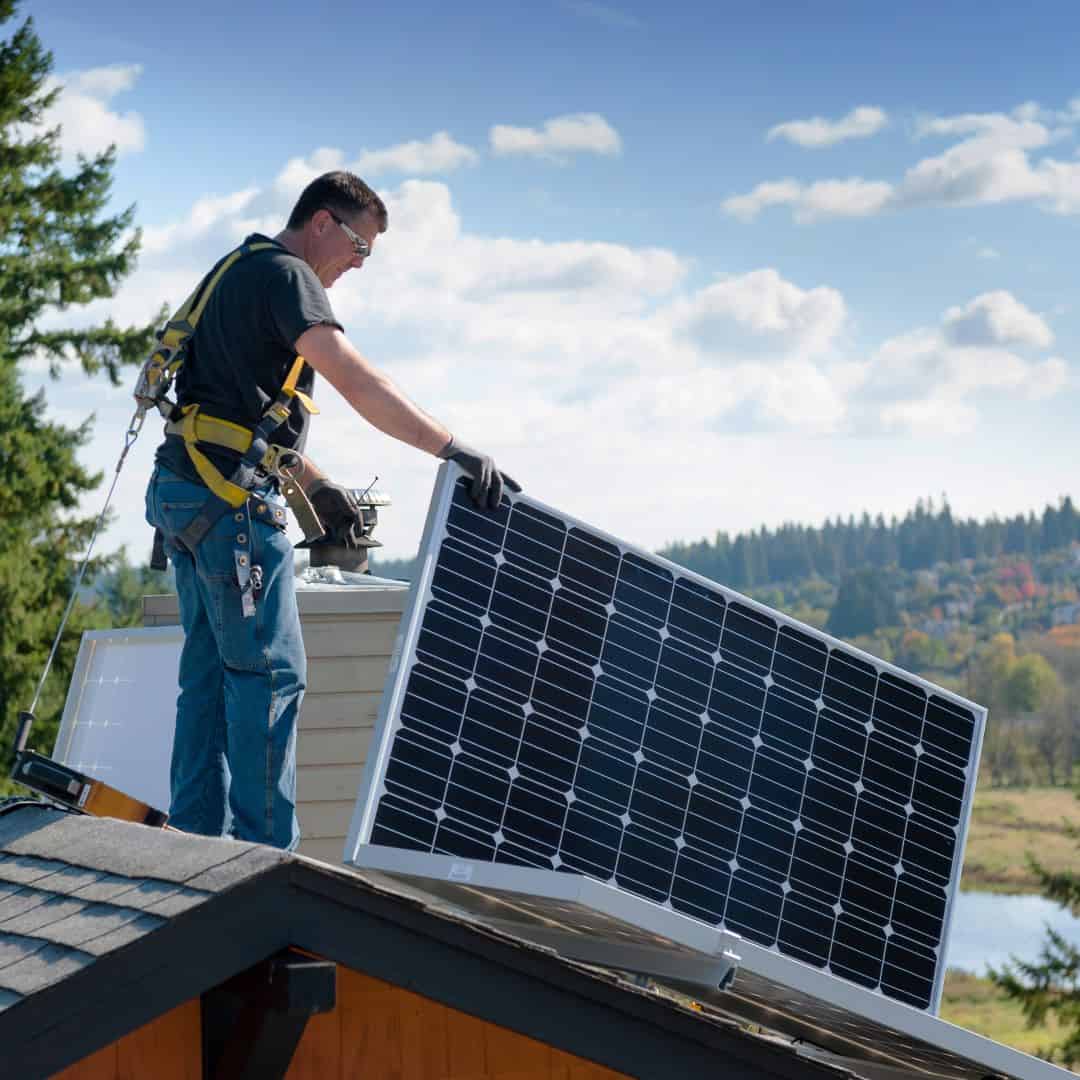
[324,209,371,259]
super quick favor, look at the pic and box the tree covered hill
[661,495,1080,592]
[373,493,1080,604]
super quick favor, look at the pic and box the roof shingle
[0,803,287,1012]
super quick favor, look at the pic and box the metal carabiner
[263,444,303,483]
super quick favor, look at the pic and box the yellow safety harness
[164,364,313,509]
[136,241,326,564]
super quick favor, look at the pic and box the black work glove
[307,478,361,536]
[438,437,521,509]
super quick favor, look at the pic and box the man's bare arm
[296,324,450,455]
[295,323,519,509]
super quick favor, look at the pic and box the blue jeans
[145,465,305,850]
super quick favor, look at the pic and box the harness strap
[163,411,325,545]
[171,357,324,551]
[280,353,319,415]
[173,405,252,508]
[148,244,327,560]
[138,242,280,421]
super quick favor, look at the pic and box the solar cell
[351,465,986,1013]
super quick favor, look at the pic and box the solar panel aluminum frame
[351,846,1069,1080]
[346,462,988,1016]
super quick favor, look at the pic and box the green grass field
[940,970,1078,1070]
[960,784,1080,894]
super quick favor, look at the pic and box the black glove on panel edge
[438,437,521,509]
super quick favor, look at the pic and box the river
[945,890,1080,975]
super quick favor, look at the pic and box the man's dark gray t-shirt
[155,234,342,481]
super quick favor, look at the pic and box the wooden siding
[56,967,629,1080]
[142,588,406,866]
[292,967,632,1079]
[53,998,200,1080]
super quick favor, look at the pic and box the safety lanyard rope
[24,408,145,717]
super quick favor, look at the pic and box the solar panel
[347,463,986,1016]
[52,627,182,811]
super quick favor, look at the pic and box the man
[144,170,516,850]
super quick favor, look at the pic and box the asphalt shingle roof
[0,801,285,1012]
[0,798,867,1080]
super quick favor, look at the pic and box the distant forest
[663,496,1080,589]
[371,496,1080,589]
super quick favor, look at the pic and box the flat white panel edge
[352,843,739,957]
[343,462,460,861]
[933,698,990,1014]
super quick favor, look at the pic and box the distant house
[1052,602,1080,626]
[944,599,974,619]
[1049,604,1080,630]
[919,618,962,640]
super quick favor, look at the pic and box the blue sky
[19,0,1080,563]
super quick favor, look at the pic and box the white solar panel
[52,627,180,810]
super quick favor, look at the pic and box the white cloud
[723,177,892,222]
[64,67,140,98]
[271,135,475,200]
[727,97,1080,223]
[940,345,1051,395]
[767,106,888,148]
[943,291,1053,348]
[722,180,803,221]
[355,132,478,177]
[913,110,1050,147]
[863,293,1065,436]
[769,362,852,430]
[976,246,1000,260]
[1034,157,1080,214]
[895,112,1051,209]
[667,269,847,357]
[1029,357,1069,398]
[880,396,979,436]
[141,187,261,255]
[275,148,347,197]
[795,179,894,222]
[42,64,145,161]
[55,168,1070,566]
[490,113,622,160]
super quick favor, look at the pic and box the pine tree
[825,568,899,638]
[0,2,157,769]
[988,790,1080,1067]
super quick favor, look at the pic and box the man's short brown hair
[287,171,388,232]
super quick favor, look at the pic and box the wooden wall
[143,586,407,865]
[52,999,200,1080]
[54,966,630,1080]
[288,967,631,1080]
